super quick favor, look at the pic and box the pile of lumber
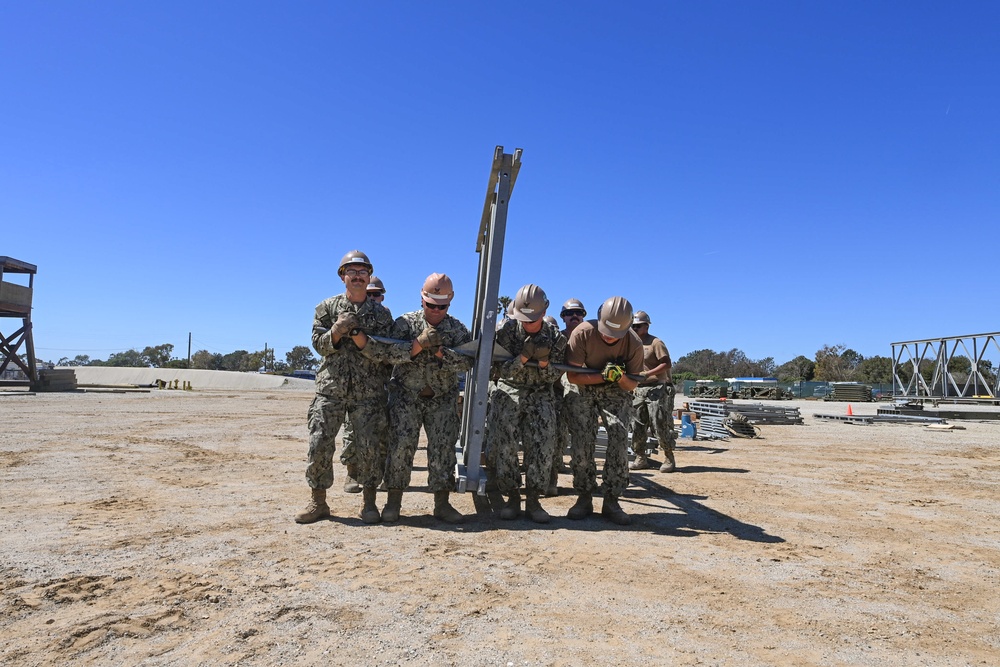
[35,369,77,392]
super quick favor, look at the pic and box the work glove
[520,335,551,363]
[331,311,359,337]
[416,326,443,353]
[602,362,625,383]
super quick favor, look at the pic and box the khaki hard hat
[543,315,559,327]
[597,296,633,339]
[633,310,651,326]
[367,276,386,293]
[510,284,549,322]
[560,298,587,318]
[421,273,454,304]
[338,250,373,277]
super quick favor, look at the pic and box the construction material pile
[827,383,872,402]
[35,368,77,392]
[686,400,803,439]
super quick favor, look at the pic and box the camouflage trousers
[385,388,460,492]
[550,393,568,477]
[306,392,387,490]
[486,383,558,496]
[564,384,632,497]
[339,415,388,476]
[631,383,677,456]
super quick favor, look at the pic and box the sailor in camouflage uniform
[365,273,471,523]
[486,284,567,523]
[564,296,644,526]
[547,298,588,496]
[295,250,394,525]
[340,275,391,493]
[628,310,678,473]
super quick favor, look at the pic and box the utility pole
[187,332,192,367]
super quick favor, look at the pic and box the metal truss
[891,332,1000,400]
[455,146,522,495]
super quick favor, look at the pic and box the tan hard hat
[597,296,633,339]
[338,250,373,277]
[367,276,386,293]
[633,310,651,325]
[560,298,587,318]
[510,284,549,322]
[421,273,454,304]
[543,315,559,327]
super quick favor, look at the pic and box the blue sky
[3,2,998,366]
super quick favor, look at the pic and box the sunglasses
[563,310,585,318]
[423,302,449,311]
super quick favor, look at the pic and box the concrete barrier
[67,367,315,391]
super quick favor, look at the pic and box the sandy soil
[1,389,998,666]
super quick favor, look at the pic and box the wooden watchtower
[0,256,37,388]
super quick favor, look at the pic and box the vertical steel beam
[456,146,522,494]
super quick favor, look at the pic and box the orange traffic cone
[846,404,853,416]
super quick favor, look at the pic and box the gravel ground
[1,389,999,666]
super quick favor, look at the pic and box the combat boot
[381,489,404,523]
[659,449,676,473]
[566,492,593,520]
[524,494,551,524]
[629,453,652,470]
[433,490,464,524]
[499,490,521,520]
[360,486,381,524]
[545,468,559,497]
[343,465,361,494]
[601,493,632,526]
[294,488,330,524]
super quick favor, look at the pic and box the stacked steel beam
[726,402,804,425]
[828,383,873,402]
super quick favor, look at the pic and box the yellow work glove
[602,362,625,383]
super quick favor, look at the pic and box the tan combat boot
[629,452,652,470]
[382,490,404,523]
[343,465,361,494]
[566,491,593,520]
[601,493,632,526]
[295,488,330,524]
[524,493,551,524]
[360,486,381,524]
[659,449,676,473]
[499,490,521,520]
[433,490,464,524]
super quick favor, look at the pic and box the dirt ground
[1,388,998,666]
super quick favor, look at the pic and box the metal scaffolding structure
[0,256,38,388]
[891,332,1000,400]
[455,146,522,495]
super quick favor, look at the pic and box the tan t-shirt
[566,320,644,375]
[639,332,671,384]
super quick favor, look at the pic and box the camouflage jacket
[364,311,472,395]
[311,293,394,398]
[493,318,566,389]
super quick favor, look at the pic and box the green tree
[220,350,250,371]
[498,295,512,319]
[774,355,815,381]
[106,349,146,367]
[57,354,91,367]
[856,356,892,384]
[286,345,318,371]
[141,343,174,368]
[814,344,863,381]
[191,350,224,370]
